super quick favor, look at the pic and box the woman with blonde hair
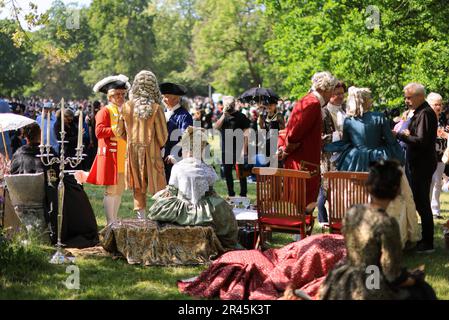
[325,86,404,171]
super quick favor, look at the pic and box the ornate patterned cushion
[100,219,224,266]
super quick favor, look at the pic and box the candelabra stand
[38,120,86,264]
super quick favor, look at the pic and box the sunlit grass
[1,146,448,299]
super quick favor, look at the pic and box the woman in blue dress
[324,87,404,170]
[324,87,420,248]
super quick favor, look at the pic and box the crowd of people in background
[0,95,298,179]
[3,87,449,225]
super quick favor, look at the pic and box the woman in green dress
[148,126,239,249]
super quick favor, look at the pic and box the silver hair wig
[311,71,338,92]
[181,126,209,160]
[130,70,162,104]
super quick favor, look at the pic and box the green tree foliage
[191,0,279,96]
[149,0,195,79]
[262,0,449,107]
[2,0,449,103]
[82,0,157,90]
[0,0,49,47]
[28,1,92,99]
[148,0,210,95]
[0,20,35,97]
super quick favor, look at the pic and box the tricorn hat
[93,74,131,94]
[159,82,187,96]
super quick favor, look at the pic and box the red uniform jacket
[279,93,322,205]
[86,107,119,186]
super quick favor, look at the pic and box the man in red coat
[278,71,337,206]
[86,75,130,224]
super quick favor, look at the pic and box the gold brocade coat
[116,102,168,194]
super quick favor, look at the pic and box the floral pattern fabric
[178,234,346,300]
[100,219,224,266]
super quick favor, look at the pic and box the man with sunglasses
[87,75,130,225]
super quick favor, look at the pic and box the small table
[232,208,274,244]
[233,208,258,226]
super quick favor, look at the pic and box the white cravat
[165,103,181,122]
[312,90,326,107]
[326,103,346,132]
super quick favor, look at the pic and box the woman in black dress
[10,123,99,248]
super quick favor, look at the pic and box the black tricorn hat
[159,82,187,96]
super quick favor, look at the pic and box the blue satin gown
[324,111,405,172]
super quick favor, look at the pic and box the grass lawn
[1,169,448,300]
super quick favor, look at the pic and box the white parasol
[0,113,36,161]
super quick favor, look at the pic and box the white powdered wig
[346,86,372,117]
[311,71,338,92]
[129,70,162,119]
[93,74,131,93]
[403,82,426,96]
[427,92,443,105]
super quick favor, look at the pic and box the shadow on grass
[3,173,448,299]
[0,251,207,300]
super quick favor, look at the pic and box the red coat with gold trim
[86,107,119,186]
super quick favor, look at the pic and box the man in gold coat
[117,70,168,219]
